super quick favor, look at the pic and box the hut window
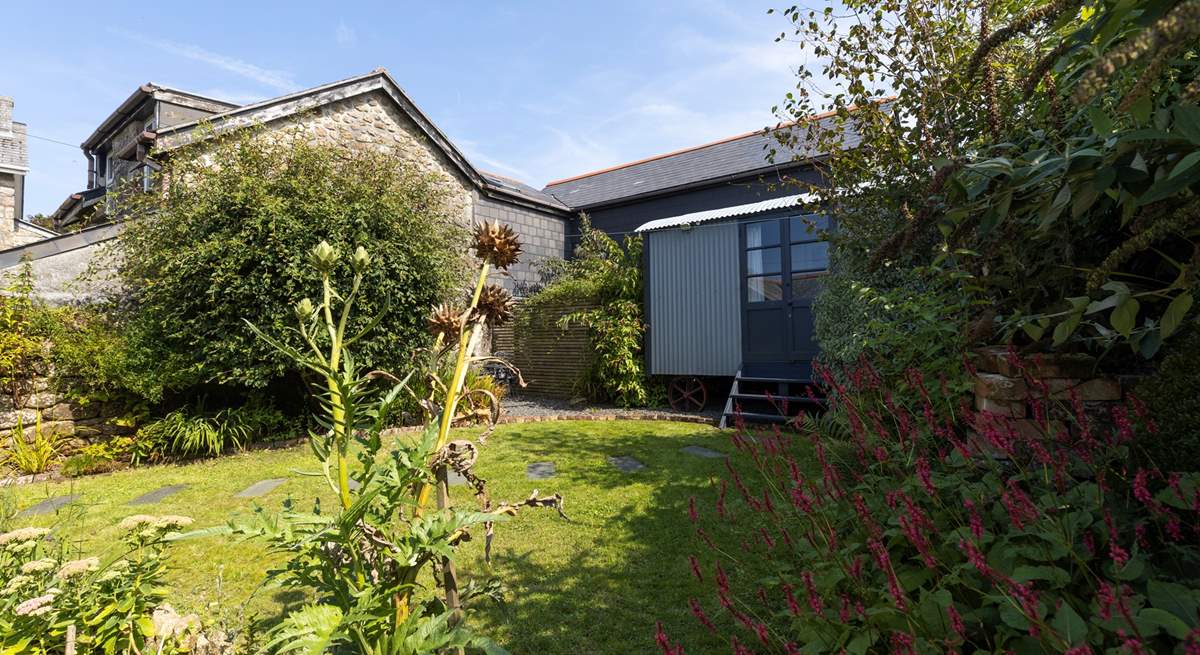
[790,242,829,273]
[747,275,783,302]
[745,221,780,248]
[746,247,781,275]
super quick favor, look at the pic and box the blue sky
[2,1,808,216]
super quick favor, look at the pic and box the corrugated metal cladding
[647,222,741,377]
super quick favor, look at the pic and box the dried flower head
[472,221,522,270]
[474,284,515,325]
[118,515,159,532]
[155,515,194,530]
[14,593,54,617]
[0,527,49,546]
[56,557,99,579]
[428,303,463,341]
[20,559,56,575]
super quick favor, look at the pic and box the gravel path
[499,392,720,424]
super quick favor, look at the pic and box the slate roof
[481,172,569,211]
[542,110,864,209]
[154,69,569,214]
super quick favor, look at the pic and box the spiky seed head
[428,303,463,342]
[472,221,522,270]
[309,241,339,273]
[474,284,515,325]
[352,245,372,272]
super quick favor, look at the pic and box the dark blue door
[740,214,829,376]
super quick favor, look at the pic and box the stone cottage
[0,70,569,300]
[0,96,55,251]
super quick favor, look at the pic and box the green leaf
[1139,608,1191,639]
[1139,328,1163,359]
[1053,313,1082,346]
[1174,104,1200,144]
[1051,603,1088,646]
[1170,151,1200,179]
[1138,164,1200,205]
[1161,293,1193,338]
[1147,580,1200,625]
[1089,106,1114,135]
[1111,297,1140,337]
[1129,94,1153,124]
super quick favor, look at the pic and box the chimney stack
[0,97,13,136]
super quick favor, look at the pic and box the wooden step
[730,392,823,403]
[721,410,796,424]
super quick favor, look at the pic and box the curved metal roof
[634,193,817,233]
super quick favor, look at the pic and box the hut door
[740,215,829,375]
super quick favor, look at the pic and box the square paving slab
[607,456,645,473]
[128,484,188,505]
[19,494,79,516]
[447,469,468,486]
[526,462,556,480]
[681,445,724,459]
[235,478,286,498]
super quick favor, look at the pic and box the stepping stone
[127,484,188,505]
[681,445,723,459]
[19,494,78,516]
[607,456,645,473]
[348,478,362,492]
[526,462,556,480]
[447,469,467,486]
[235,478,286,498]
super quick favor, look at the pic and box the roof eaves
[634,192,818,233]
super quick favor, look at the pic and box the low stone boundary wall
[0,373,130,448]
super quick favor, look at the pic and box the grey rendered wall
[647,221,741,377]
[473,195,567,294]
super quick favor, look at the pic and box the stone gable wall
[273,90,474,226]
[474,195,567,293]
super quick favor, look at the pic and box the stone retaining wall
[0,374,130,448]
[971,346,1128,437]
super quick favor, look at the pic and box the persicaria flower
[687,496,698,524]
[964,499,985,541]
[688,598,717,633]
[687,555,702,582]
[782,583,802,616]
[947,604,965,640]
[802,571,824,616]
[916,456,934,496]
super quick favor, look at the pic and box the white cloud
[108,29,299,93]
[335,20,357,47]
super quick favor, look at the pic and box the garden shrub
[1,416,65,475]
[0,263,43,398]
[113,126,464,401]
[0,515,212,653]
[136,396,289,459]
[521,215,659,407]
[1135,327,1200,472]
[662,354,1200,654]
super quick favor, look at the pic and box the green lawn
[4,420,733,654]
